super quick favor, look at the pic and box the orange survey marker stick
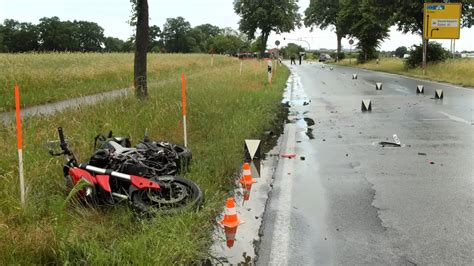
[14,83,25,205]
[181,72,188,147]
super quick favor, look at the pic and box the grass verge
[0,54,290,264]
[333,58,474,87]
[0,53,237,112]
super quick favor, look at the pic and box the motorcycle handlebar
[57,127,71,155]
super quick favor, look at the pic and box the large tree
[104,37,125,52]
[304,0,347,59]
[37,17,79,51]
[148,25,162,52]
[280,42,305,59]
[162,17,193,53]
[75,21,105,52]
[189,24,221,53]
[131,0,149,99]
[339,0,391,62]
[0,19,39,52]
[234,0,301,57]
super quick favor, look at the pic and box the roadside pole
[422,39,427,75]
[453,39,456,59]
[349,45,352,65]
[15,83,25,205]
[422,0,427,75]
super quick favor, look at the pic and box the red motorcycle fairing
[130,175,160,190]
[69,167,97,185]
[95,175,112,192]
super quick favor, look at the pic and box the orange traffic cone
[240,163,257,200]
[219,197,244,248]
[242,186,251,201]
[224,226,238,248]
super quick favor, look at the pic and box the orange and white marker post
[181,72,188,147]
[14,83,25,205]
[267,60,273,85]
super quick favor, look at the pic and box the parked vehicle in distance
[319,54,332,62]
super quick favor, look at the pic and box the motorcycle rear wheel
[131,176,203,216]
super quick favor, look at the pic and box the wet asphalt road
[257,62,473,265]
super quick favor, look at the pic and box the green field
[0,53,241,111]
[333,58,474,87]
[0,54,290,264]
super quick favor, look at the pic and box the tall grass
[334,58,474,87]
[0,53,235,111]
[0,54,290,264]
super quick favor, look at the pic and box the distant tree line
[0,16,255,54]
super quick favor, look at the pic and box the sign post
[15,83,25,205]
[423,2,462,74]
[349,39,354,64]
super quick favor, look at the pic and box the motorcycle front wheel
[131,176,203,216]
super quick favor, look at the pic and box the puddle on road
[1,88,130,125]
[209,68,311,264]
[292,116,315,140]
[282,72,310,106]
[209,140,281,265]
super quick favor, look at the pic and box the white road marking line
[438,111,471,125]
[269,124,296,265]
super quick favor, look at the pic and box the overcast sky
[1,0,473,52]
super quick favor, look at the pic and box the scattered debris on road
[281,153,296,159]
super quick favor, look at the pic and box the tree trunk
[134,0,149,99]
[336,33,342,62]
[260,32,268,58]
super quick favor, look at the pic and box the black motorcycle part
[88,149,111,168]
[130,176,203,216]
[172,144,192,173]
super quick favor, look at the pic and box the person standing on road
[299,54,302,65]
[290,54,296,65]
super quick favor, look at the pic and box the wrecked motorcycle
[48,127,203,215]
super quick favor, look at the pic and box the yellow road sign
[424,3,461,39]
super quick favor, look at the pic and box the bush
[394,46,408,58]
[405,42,449,68]
[305,53,316,60]
[357,47,378,63]
[330,52,345,61]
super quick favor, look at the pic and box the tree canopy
[234,0,301,56]
[304,0,347,56]
[162,17,193,53]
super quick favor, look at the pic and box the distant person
[290,54,296,65]
[299,54,302,65]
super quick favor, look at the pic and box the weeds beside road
[0,54,290,264]
[333,58,474,87]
